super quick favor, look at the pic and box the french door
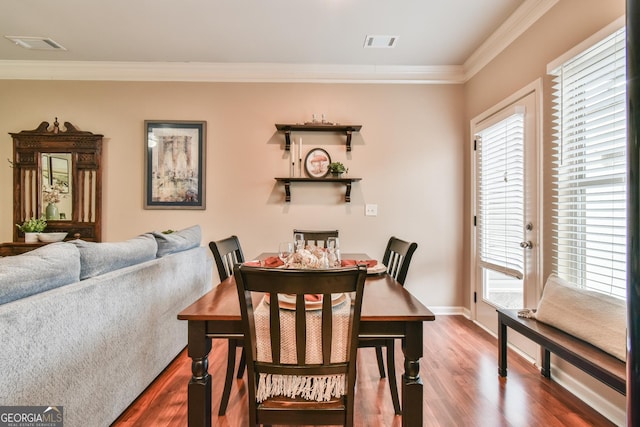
[472,86,541,342]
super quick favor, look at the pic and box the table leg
[187,321,212,427]
[498,316,507,377]
[402,321,424,427]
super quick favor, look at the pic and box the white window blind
[476,113,525,280]
[550,27,627,298]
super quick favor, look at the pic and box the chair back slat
[222,252,239,277]
[293,229,339,247]
[386,252,401,279]
[322,294,333,363]
[296,295,307,364]
[382,236,418,286]
[269,292,282,364]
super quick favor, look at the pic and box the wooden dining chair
[234,264,367,427]
[293,229,339,247]
[359,236,418,415]
[208,235,246,416]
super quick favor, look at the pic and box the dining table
[177,253,436,427]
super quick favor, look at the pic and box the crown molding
[0,0,557,85]
[0,60,465,84]
[463,0,560,81]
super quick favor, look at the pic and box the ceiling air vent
[363,35,398,49]
[4,36,67,51]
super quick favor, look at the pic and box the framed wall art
[144,120,206,209]
[304,148,331,178]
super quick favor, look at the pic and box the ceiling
[0,0,557,83]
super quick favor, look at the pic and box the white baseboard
[427,306,468,316]
[550,365,626,426]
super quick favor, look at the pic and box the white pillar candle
[298,137,303,177]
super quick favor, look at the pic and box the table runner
[253,295,351,402]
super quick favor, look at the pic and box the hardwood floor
[112,315,615,426]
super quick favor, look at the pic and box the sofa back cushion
[0,242,81,305]
[535,274,627,361]
[152,225,201,257]
[71,233,158,280]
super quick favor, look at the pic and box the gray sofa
[0,225,212,427]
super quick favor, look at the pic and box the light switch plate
[365,204,378,216]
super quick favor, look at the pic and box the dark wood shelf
[275,177,362,203]
[275,123,362,152]
[0,242,47,256]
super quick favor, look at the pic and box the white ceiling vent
[363,35,398,49]
[4,36,67,51]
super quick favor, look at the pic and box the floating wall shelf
[275,123,362,152]
[275,177,362,203]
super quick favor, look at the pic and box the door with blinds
[472,89,540,336]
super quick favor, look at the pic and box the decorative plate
[265,293,346,311]
[367,263,387,275]
[304,148,331,178]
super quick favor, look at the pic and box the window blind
[550,27,627,298]
[476,113,525,280]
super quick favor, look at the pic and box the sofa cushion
[535,274,627,361]
[71,233,158,279]
[0,242,81,305]
[152,225,201,257]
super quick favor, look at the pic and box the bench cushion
[535,274,626,361]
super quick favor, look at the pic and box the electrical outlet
[365,204,378,216]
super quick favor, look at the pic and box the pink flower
[42,183,67,204]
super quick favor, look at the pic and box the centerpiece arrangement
[286,245,332,269]
[281,241,342,269]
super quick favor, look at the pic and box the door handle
[520,241,533,249]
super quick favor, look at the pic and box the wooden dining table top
[178,253,435,323]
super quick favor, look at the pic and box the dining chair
[234,264,367,427]
[208,235,246,416]
[359,236,418,415]
[293,229,339,247]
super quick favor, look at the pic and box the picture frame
[144,120,206,209]
[304,148,331,178]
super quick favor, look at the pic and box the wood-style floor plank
[112,315,615,426]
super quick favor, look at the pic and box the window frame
[549,24,627,299]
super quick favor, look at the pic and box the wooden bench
[497,308,626,395]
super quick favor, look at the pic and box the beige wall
[0,81,465,307]
[463,0,626,308]
[0,0,624,313]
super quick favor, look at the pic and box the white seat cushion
[535,274,626,361]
